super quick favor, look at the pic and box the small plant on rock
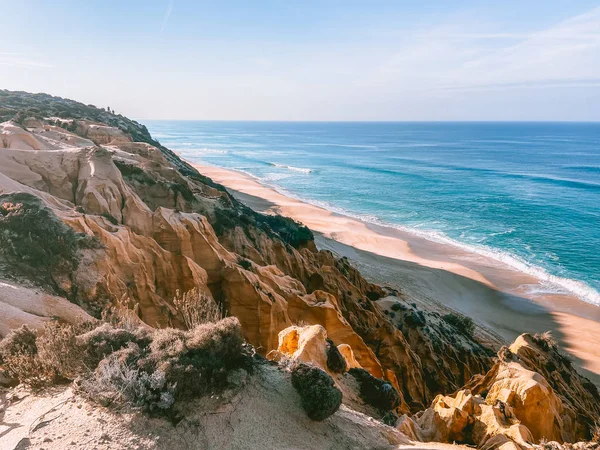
[291,363,342,421]
[532,331,558,351]
[348,368,401,412]
[442,312,475,338]
[325,338,347,373]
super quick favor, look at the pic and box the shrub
[261,214,313,248]
[78,348,175,411]
[77,323,151,369]
[532,331,558,351]
[593,422,600,443]
[442,313,475,337]
[114,160,156,186]
[0,193,86,291]
[211,203,314,249]
[237,257,252,271]
[1,316,247,412]
[390,302,404,312]
[173,287,222,330]
[291,363,342,421]
[326,339,347,373]
[36,321,84,381]
[78,317,246,412]
[0,325,37,358]
[146,317,244,399]
[0,325,47,386]
[382,410,399,426]
[101,212,119,225]
[0,322,88,387]
[348,368,401,412]
[169,182,195,202]
[405,310,426,327]
[101,296,142,331]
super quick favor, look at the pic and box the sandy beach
[193,162,600,384]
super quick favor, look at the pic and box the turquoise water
[145,121,600,305]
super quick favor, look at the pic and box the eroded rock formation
[399,333,600,447]
[1,90,598,449]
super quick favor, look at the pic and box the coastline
[192,162,600,384]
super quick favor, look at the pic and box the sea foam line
[236,167,600,307]
[269,162,313,173]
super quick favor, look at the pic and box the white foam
[221,164,600,306]
[184,148,228,154]
[302,143,378,149]
[269,162,313,173]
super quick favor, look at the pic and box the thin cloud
[160,0,174,33]
[366,6,600,93]
[0,53,52,69]
[437,79,600,92]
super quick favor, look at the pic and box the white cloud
[366,6,600,93]
[0,53,52,69]
[160,0,174,33]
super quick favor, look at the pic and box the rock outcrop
[399,333,600,447]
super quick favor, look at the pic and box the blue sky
[2,1,600,120]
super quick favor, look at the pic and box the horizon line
[139,118,600,124]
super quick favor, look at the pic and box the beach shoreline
[192,162,600,384]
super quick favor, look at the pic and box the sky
[1,0,600,121]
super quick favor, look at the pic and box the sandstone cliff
[399,333,600,446]
[0,90,498,412]
[1,90,598,449]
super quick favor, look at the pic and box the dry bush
[77,323,151,369]
[78,348,175,411]
[144,316,244,398]
[0,325,37,358]
[173,287,222,329]
[36,321,85,380]
[78,317,247,412]
[0,322,86,387]
[2,316,247,413]
[101,295,142,331]
[593,422,600,443]
[533,331,558,351]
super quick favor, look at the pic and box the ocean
[145,121,600,306]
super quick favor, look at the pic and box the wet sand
[193,162,600,384]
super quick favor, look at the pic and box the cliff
[0,90,598,449]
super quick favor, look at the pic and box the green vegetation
[237,257,253,271]
[325,338,347,373]
[442,313,476,338]
[291,363,342,421]
[212,201,314,249]
[405,310,426,327]
[261,213,313,248]
[101,213,119,225]
[0,90,317,252]
[169,181,195,202]
[114,160,156,186]
[348,368,401,412]
[0,193,98,292]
